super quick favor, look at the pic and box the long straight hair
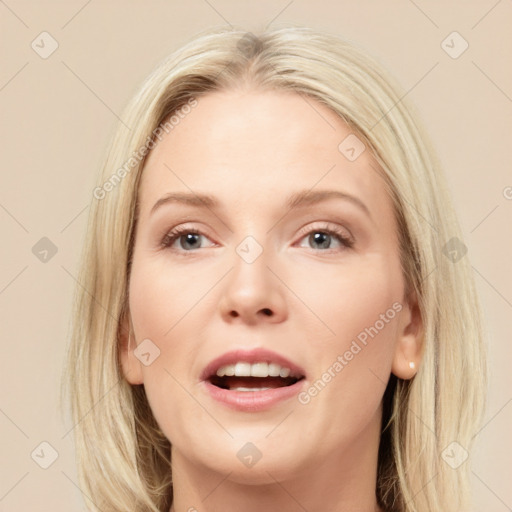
[62,25,487,511]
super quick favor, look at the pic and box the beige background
[1,1,511,510]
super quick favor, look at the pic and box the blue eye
[161,223,354,254]
[161,229,213,251]
[297,227,353,251]
[306,231,337,249]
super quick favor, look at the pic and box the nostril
[227,309,272,318]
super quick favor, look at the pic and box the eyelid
[294,221,355,249]
[159,220,354,254]
[160,223,217,251]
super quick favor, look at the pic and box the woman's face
[122,89,420,483]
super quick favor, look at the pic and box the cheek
[129,252,220,338]
[304,252,403,350]
[299,253,403,409]
[128,257,215,440]
[130,259,186,331]
[292,282,401,449]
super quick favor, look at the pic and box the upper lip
[200,348,306,381]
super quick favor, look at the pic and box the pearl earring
[409,361,415,369]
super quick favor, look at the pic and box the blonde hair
[62,25,487,511]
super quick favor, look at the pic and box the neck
[169,407,384,512]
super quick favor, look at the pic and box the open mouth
[208,362,305,392]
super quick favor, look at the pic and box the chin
[206,453,304,486]
[176,432,309,484]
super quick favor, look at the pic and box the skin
[120,88,423,512]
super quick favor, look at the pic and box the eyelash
[160,223,354,253]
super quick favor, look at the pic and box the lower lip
[203,379,305,412]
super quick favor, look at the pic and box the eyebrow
[150,189,371,219]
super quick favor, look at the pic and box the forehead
[137,89,389,220]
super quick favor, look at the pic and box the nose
[218,247,287,325]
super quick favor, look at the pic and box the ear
[391,290,423,380]
[118,311,144,385]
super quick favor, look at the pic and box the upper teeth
[216,362,291,378]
